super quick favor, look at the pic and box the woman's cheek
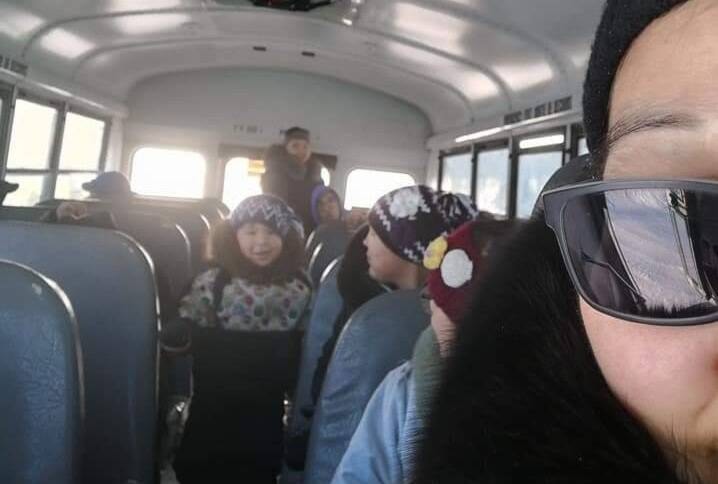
[580,299,718,442]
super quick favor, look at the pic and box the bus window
[130,147,206,199]
[7,99,58,170]
[222,157,265,209]
[321,166,331,186]
[2,174,48,207]
[441,151,472,196]
[475,147,510,217]
[515,133,565,218]
[344,169,415,209]
[516,151,563,218]
[59,112,106,171]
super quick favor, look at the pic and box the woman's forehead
[610,1,718,125]
[605,0,718,177]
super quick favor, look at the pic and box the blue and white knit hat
[230,194,305,240]
[368,185,478,264]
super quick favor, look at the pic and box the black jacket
[261,144,324,234]
[412,220,683,484]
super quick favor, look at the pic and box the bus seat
[0,206,51,221]
[303,289,429,484]
[112,211,192,306]
[284,257,343,473]
[39,199,211,275]
[130,205,210,274]
[305,222,348,264]
[0,261,83,484]
[0,221,158,484]
[308,227,349,287]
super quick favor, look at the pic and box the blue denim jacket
[330,361,418,484]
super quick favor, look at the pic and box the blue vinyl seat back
[303,289,429,483]
[0,221,159,484]
[286,258,343,452]
[0,206,50,221]
[39,199,211,274]
[131,205,210,274]
[305,222,347,261]
[113,211,192,305]
[308,225,349,287]
[0,261,83,484]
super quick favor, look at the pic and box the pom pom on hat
[424,218,520,324]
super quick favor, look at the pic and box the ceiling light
[39,29,95,59]
[519,134,565,149]
[454,127,503,144]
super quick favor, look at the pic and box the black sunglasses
[543,179,718,326]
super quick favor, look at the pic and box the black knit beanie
[583,0,689,154]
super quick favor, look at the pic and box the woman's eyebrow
[606,110,702,151]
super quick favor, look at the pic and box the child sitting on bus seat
[331,218,517,484]
[310,185,343,226]
[305,185,348,261]
[310,186,478,408]
[284,224,389,471]
[169,194,312,484]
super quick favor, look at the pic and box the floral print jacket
[179,268,311,332]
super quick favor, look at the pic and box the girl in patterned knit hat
[172,194,311,484]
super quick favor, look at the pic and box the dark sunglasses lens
[562,187,718,322]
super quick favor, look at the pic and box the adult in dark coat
[261,127,324,234]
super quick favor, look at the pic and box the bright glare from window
[321,166,331,186]
[60,113,106,171]
[222,157,264,210]
[442,152,472,196]
[7,99,58,170]
[2,174,47,207]
[55,172,97,200]
[344,169,416,209]
[476,148,510,217]
[131,147,206,199]
[578,137,589,156]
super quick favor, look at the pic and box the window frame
[438,145,475,197]
[569,123,587,159]
[1,87,111,205]
[511,127,568,219]
[473,138,511,218]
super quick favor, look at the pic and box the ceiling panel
[76,41,473,130]
[0,0,604,133]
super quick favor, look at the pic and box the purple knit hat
[310,185,343,225]
[230,194,305,240]
[368,185,478,264]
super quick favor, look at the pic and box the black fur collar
[411,219,683,483]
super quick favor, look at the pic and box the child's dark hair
[208,220,305,285]
[412,219,689,483]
